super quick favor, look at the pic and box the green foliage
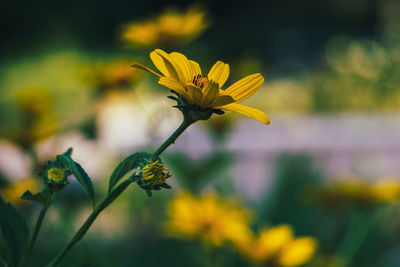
[108,152,150,193]
[0,196,29,267]
[57,150,96,209]
[165,151,234,194]
[259,153,323,234]
[21,190,52,206]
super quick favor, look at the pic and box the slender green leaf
[108,152,150,192]
[57,154,96,209]
[0,196,29,267]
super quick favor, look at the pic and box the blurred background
[1,0,400,266]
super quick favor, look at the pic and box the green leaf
[57,154,96,209]
[0,196,29,267]
[108,152,150,192]
[0,233,13,267]
[21,190,52,206]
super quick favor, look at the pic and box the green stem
[335,209,383,267]
[47,179,134,267]
[47,117,194,266]
[152,117,195,158]
[22,205,49,267]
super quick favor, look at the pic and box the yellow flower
[2,178,38,204]
[47,167,65,183]
[122,22,159,46]
[14,86,58,147]
[166,193,251,246]
[122,7,207,47]
[314,176,400,207]
[133,49,270,124]
[237,225,293,263]
[236,224,317,266]
[278,237,317,267]
[370,178,400,203]
[94,60,143,91]
[258,225,294,257]
[157,8,207,41]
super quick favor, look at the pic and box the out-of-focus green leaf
[165,151,234,194]
[21,190,52,206]
[108,152,150,193]
[0,196,29,267]
[57,154,96,209]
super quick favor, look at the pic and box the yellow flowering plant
[132,49,269,125]
[122,7,208,47]
[0,49,269,267]
[236,225,317,267]
[165,193,317,267]
[166,193,251,246]
[312,176,400,209]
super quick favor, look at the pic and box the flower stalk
[47,116,193,266]
[22,205,50,267]
[47,178,135,267]
[152,116,195,158]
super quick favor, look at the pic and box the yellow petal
[189,60,202,77]
[220,103,270,125]
[170,52,193,82]
[278,237,317,267]
[150,50,169,77]
[131,63,162,78]
[200,81,219,107]
[158,77,189,100]
[208,61,230,87]
[211,95,235,107]
[186,84,203,104]
[224,73,264,102]
[151,49,181,82]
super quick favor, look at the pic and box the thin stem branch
[152,117,194,158]
[47,116,194,266]
[47,179,134,267]
[22,205,49,267]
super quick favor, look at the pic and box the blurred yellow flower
[370,178,400,203]
[2,178,39,204]
[13,86,58,147]
[314,176,400,208]
[93,60,143,92]
[133,49,269,124]
[122,7,208,47]
[278,237,317,267]
[236,224,317,266]
[166,193,251,246]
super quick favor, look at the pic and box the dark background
[0,0,378,70]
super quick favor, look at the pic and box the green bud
[136,158,171,197]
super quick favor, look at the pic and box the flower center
[47,168,65,183]
[192,74,209,89]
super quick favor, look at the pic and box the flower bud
[136,159,171,196]
[47,168,65,183]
